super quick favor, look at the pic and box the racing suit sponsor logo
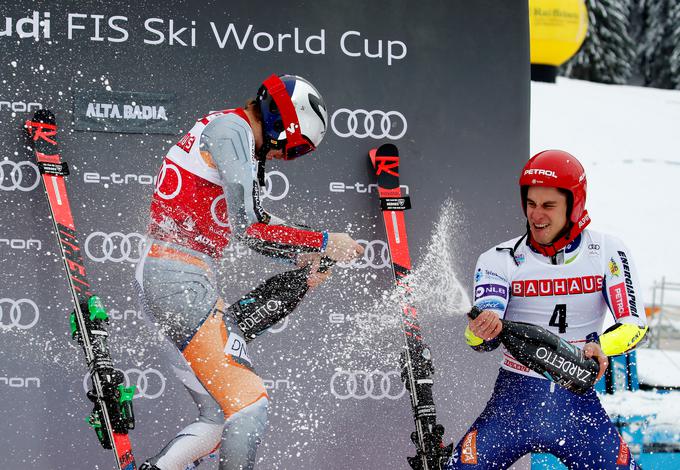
[503,354,531,373]
[475,299,506,311]
[446,449,460,465]
[225,332,250,365]
[511,275,603,297]
[475,268,508,283]
[176,132,196,152]
[609,258,621,277]
[154,160,182,200]
[474,284,508,300]
[588,244,600,256]
[460,429,478,464]
[616,435,631,465]
[523,168,557,178]
[252,181,269,223]
[608,283,630,319]
[617,251,638,317]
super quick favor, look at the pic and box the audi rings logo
[0,160,40,192]
[85,232,146,263]
[83,368,166,400]
[154,161,182,200]
[338,239,389,269]
[330,369,405,400]
[331,109,407,140]
[0,298,40,330]
[261,170,289,201]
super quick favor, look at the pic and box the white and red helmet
[519,150,591,255]
[256,74,328,159]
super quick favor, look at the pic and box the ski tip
[368,148,377,168]
[376,143,399,158]
[31,109,56,125]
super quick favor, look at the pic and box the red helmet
[519,150,590,255]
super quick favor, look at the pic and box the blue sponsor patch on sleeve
[475,299,507,311]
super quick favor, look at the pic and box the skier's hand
[297,253,332,289]
[469,309,502,341]
[324,233,364,262]
[583,342,608,382]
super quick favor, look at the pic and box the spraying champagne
[468,306,600,394]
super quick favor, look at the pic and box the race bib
[225,332,251,365]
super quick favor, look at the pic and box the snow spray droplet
[318,198,472,373]
[408,198,471,316]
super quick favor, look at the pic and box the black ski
[25,110,137,470]
[369,143,452,470]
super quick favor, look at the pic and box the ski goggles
[261,74,315,160]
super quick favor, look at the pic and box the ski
[369,143,452,470]
[25,110,137,470]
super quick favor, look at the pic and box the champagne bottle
[468,306,600,394]
[230,257,334,340]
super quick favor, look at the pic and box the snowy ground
[531,77,680,308]
[636,348,680,388]
[600,390,680,435]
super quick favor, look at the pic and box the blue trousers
[445,369,638,469]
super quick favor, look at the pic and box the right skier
[446,150,648,469]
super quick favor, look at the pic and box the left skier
[135,74,363,470]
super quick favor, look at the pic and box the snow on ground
[636,348,680,388]
[600,390,680,431]
[531,78,680,306]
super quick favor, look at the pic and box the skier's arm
[201,115,327,257]
[465,251,510,352]
[599,238,648,356]
[244,217,328,262]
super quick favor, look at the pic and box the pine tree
[638,0,678,88]
[669,1,680,88]
[630,0,648,43]
[562,0,636,84]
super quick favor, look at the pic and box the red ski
[369,143,452,470]
[25,110,137,470]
